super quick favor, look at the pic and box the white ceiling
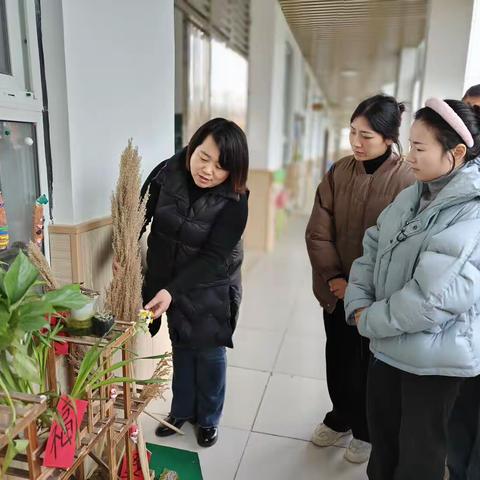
[279,0,428,125]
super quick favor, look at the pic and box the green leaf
[52,407,68,434]
[71,344,102,398]
[87,358,135,387]
[35,333,52,348]
[13,439,28,453]
[11,342,38,384]
[17,301,52,331]
[88,353,171,387]
[89,376,166,391]
[0,368,20,393]
[43,284,89,310]
[0,328,13,351]
[0,302,11,350]
[3,251,39,305]
[1,439,29,476]
[0,349,23,392]
[0,375,15,423]
[13,356,38,384]
[131,353,172,361]
[0,268,6,296]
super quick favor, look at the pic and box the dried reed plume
[104,140,148,322]
[27,241,60,290]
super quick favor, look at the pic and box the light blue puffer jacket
[345,158,480,377]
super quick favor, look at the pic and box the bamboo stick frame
[0,394,47,479]
[1,320,160,480]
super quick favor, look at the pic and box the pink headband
[425,97,474,148]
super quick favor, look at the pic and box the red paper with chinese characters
[43,396,88,469]
[120,447,152,479]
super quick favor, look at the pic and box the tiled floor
[141,215,367,480]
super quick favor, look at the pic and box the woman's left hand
[354,308,365,325]
[144,289,172,319]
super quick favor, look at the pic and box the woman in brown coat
[305,94,416,464]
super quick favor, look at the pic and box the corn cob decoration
[32,194,48,248]
[0,192,9,250]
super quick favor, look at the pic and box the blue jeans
[448,375,480,480]
[170,346,226,428]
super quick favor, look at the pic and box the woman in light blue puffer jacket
[345,98,480,480]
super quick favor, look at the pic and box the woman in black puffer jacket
[142,118,249,448]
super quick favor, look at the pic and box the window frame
[0,0,42,112]
[0,0,50,259]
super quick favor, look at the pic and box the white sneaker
[311,423,351,447]
[344,438,371,464]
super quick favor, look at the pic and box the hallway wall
[41,0,175,225]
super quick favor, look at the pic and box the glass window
[186,22,210,142]
[0,0,30,95]
[0,121,40,248]
[0,0,11,75]
[210,38,248,130]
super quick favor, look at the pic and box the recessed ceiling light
[340,69,358,78]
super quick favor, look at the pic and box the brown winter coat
[305,153,416,313]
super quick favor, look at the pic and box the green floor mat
[147,442,203,480]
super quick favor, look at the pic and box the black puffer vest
[144,149,243,348]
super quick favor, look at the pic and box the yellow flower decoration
[138,309,154,325]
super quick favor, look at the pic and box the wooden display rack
[0,393,47,480]
[40,415,115,480]
[0,320,158,480]
[48,319,156,480]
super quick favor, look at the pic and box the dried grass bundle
[103,141,169,479]
[27,242,99,298]
[139,354,172,403]
[104,140,148,322]
[27,241,60,291]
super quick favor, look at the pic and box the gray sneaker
[311,423,351,447]
[344,438,371,464]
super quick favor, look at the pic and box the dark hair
[350,94,405,154]
[186,118,249,194]
[414,99,480,162]
[464,84,480,100]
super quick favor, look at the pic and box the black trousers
[323,300,370,442]
[448,375,480,480]
[367,358,463,480]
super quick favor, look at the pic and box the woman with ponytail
[305,95,415,464]
[345,98,480,479]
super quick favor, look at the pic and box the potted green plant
[43,321,169,470]
[0,250,89,475]
[0,251,88,404]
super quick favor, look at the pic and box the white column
[396,47,418,152]
[464,0,480,92]
[246,0,277,171]
[421,0,475,102]
[40,0,75,223]
[248,0,307,171]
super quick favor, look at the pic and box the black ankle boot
[155,416,186,437]
[197,426,218,447]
